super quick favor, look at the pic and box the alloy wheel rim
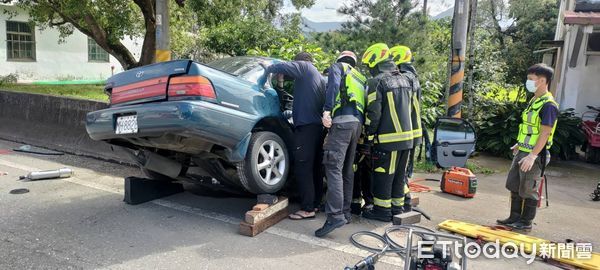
[256,140,286,186]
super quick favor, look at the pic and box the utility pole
[155,0,171,62]
[423,0,428,16]
[446,0,470,118]
[466,0,478,119]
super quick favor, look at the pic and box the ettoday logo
[417,240,594,265]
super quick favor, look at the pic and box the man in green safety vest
[361,43,415,222]
[497,63,559,231]
[315,51,367,237]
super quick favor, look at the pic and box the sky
[283,0,455,22]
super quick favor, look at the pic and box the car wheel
[237,131,289,194]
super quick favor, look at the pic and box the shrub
[0,73,18,85]
[475,101,525,159]
[551,109,585,160]
[420,71,446,128]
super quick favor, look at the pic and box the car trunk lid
[107,60,191,106]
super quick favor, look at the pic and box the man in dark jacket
[361,43,415,222]
[261,52,326,220]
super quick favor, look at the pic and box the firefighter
[361,43,415,222]
[497,63,558,231]
[315,51,367,237]
[389,45,423,213]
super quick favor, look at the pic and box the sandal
[289,210,316,220]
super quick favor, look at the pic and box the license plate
[115,115,138,134]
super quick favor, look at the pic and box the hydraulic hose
[346,225,467,270]
[349,225,437,257]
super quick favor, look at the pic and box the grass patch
[413,159,496,175]
[0,84,108,102]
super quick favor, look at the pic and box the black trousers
[371,148,411,211]
[293,124,325,212]
[323,121,361,222]
[352,153,374,206]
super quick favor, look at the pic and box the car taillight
[168,76,216,99]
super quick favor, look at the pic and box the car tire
[237,131,290,194]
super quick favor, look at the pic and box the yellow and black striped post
[448,55,465,118]
[447,0,470,118]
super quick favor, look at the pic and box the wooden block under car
[240,197,289,237]
[240,208,288,237]
[252,204,269,211]
[393,211,422,225]
[245,198,289,224]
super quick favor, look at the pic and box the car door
[432,117,477,168]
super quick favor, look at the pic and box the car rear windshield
[207,57,265,84]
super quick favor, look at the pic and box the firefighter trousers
[371,147,411,211]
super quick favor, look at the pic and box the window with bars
[88,37,109,62]
[6,21,36,61]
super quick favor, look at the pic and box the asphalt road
[2,139,597,270]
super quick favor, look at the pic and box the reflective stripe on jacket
[365,70,415,151]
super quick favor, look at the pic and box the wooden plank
[245,197,288,224]
[239,207,288,237]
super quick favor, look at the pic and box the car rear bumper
[86,100,257,157]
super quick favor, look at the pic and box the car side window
[242,65,265,85]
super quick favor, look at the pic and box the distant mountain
[302,17,344,33]
[433,7,454,20]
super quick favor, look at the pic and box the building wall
[554,1,600,114]
[0,5,142,81]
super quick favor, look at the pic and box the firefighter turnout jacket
[399,63,423,147]
[365,60,415,151]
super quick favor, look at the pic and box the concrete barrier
[0,90,132,164]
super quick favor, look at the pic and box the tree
[8,0,315,69]
[248,36,336,72]
[477,0,558,84]
[505,0,558,83]
[5,0,176,69]
[186,0,314,58]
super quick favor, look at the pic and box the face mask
[525,80,537,93]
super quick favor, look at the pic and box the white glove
[322,111,332,128]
